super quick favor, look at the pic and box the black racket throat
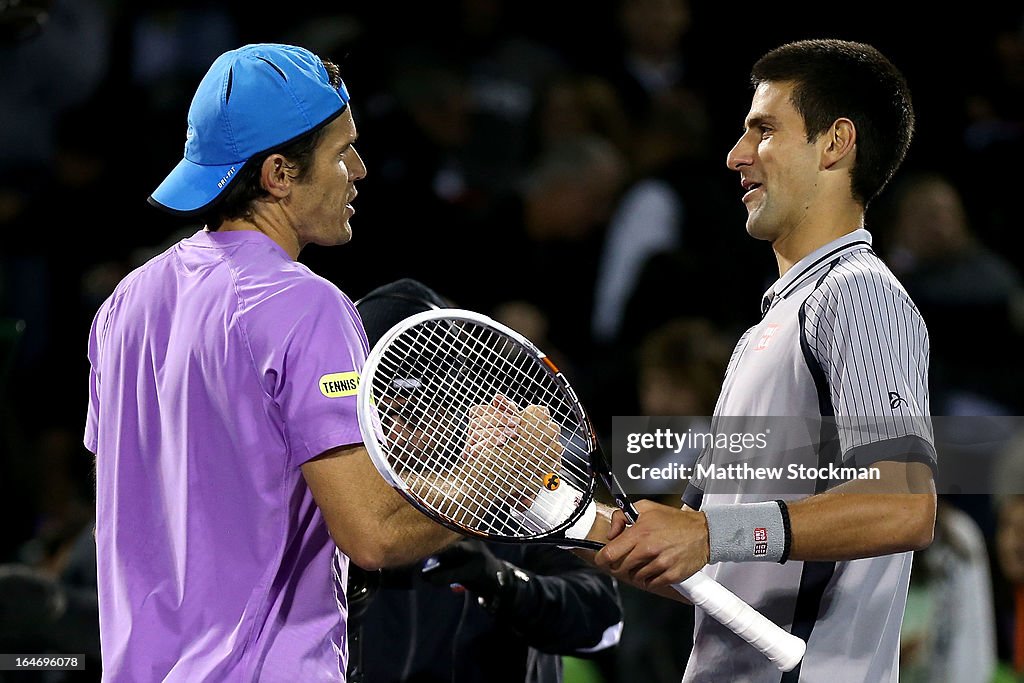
[591,447,641,525]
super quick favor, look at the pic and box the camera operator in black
[349,278,623,683]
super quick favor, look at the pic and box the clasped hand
[463,394,564,498]
[594,499,710,590]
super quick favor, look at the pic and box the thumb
[607,509,628,540]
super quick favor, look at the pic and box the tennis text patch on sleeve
[319,372,360,398]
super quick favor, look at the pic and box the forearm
[787,490,935,561]
[576,464,935,601]
[404,465,504,530]
[787,461,936,561]
[373,486,461,567]
[302,444,459,570]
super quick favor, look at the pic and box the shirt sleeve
[249,275,369,468]
[802,264,936,468]
[84,298,112,454]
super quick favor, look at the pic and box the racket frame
[357,308,602,548]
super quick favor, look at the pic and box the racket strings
[425,325,573,532]
[399,321,575,477]
[375,337,503,524]
[375,332,539,531]
[384,325,546,521]
[370,318,591,537]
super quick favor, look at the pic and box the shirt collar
[761,228,873,315]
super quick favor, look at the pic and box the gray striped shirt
[682,229,935,682]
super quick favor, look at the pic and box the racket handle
[672,571,806,672]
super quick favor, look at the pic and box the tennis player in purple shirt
[84,44,459,681]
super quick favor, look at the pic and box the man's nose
[727,135,753,171]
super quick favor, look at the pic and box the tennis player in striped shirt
[593,39,937,682]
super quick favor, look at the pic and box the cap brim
[148,156,248,216]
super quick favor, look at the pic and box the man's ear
[260,154,294,198]
[821,118,856,170]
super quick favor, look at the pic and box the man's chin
[335,221,353,246]
[744,216,776,242]
[312,226,353,248]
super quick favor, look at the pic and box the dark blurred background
[1,0,1023,681]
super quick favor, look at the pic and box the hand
[464,396,564,498]
[516,404,564,478]
[466,394,521,451]
[420,539,510,603]
[594,499,710,590]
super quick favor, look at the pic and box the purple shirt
[85,229,368,681]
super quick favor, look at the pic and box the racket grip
[672,571,806,672]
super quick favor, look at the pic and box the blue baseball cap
[149,43,350,216]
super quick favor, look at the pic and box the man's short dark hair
[751,39,914,208]
[202,59,345,230]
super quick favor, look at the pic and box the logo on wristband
[753,527,768,557]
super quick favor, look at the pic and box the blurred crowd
[1,0,1023,681]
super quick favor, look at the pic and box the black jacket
[350,543,622,683]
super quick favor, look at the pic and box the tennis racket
[356,308,805,671]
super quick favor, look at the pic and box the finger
[518,405,547,435]
[468,406,498,427]
[468,422,507,448]
[519,406,560,446]
[632,555,672,586]
[516,410,547,452]
[607,509,628,539]
[481,429,509,448]
[468,408,518,447]
[468,404,489,419]
[492,394,521,414]
[645,558,701,589]
[466,407,490,445]
[503,414,522,439]
[520,404,549,419]
[485,407,521,431]
[595,533,637,570]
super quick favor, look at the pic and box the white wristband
[564,499,597,541]
[519,480,585,533]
